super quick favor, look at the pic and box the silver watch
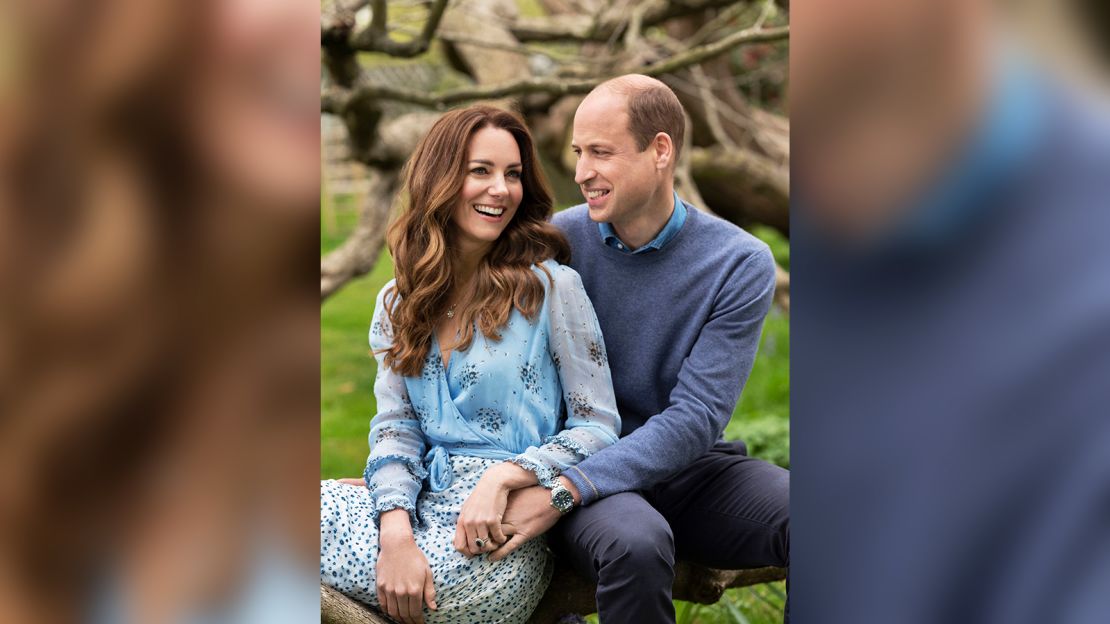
[550,482,576,515]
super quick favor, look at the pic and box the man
[790,2,1110,623]
[487,74,790,623]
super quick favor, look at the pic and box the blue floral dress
[321,260,620,623]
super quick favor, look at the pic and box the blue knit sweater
[552,201,777,505]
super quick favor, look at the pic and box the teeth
[587,190,610,199]
[474,204,504,216]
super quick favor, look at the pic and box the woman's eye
[507,170,522,179]
[470,167,488,175]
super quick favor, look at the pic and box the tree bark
[320,168,398,301]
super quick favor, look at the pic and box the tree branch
[346,0,450,57]
[321,169,398,301]
[324,24,789,110]
[511,0,752,42]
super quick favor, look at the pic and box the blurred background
[791,1,1110,623]
[1,0,319,622]
[319,0,789,621]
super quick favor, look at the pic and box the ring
[474,538,487,549]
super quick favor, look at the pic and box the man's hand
[488,479,579,562]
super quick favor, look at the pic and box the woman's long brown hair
[382,105,570,377]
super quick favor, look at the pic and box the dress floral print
[320,260,620,624]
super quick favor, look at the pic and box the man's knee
[582,499,675,573]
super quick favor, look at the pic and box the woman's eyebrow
[469,159,522,168]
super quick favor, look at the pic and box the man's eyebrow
[468,159,522,167]
[570,142,612,150]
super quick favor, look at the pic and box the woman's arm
[364,283,428,528]
[377,509,437,623]
[455,265,620,557]
[507,264,621,487]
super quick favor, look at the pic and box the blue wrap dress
[320,260,620,623]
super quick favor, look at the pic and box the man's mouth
[585,189,611,200]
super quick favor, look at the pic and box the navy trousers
[551,441,790,623]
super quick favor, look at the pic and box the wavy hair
[381,105,570,377]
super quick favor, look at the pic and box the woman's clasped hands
[454,462,537,558]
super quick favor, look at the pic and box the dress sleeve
[509,265,621,488]
[363,283,427,526]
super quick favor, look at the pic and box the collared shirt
[598,191,687,253]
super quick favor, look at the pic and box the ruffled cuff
[371,495,418,528]
[508,455,561,489]
[363,453,428,482]
[543,432,594,459]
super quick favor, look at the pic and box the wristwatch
[550,482,576,515]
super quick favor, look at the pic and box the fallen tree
[321,559,787,623]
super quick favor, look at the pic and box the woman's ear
[652,132,675,171]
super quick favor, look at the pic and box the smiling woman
[320,105,621,624]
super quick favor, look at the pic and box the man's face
[571,90,662,226]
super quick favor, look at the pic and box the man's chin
[585,203,611,223]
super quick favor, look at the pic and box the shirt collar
[598,191,687,254]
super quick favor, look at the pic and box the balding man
[490,75,790,623]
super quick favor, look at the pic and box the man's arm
[561,247,776,504]
[491,245,777,560]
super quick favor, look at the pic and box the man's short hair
[600,75,687,162]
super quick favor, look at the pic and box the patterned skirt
[321,456,553,623]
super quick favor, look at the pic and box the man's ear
[652,132,674,171]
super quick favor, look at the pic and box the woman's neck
[452,245,488,286]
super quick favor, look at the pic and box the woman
[320,105,620,624]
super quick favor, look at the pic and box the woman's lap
[320,456,552,623]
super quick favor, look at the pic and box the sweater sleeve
[562,246,777,505]
[509,264,621,488]
[363,282,427,526]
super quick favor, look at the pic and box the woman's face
[451,126,524,255]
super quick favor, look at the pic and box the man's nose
[574,158,594,185]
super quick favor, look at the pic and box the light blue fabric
[363,260,621,525]
[598,190,686,253]
[322,457,553,623]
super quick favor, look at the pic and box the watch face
[552,488,574,512]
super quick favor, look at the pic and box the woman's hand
[453,478,509,557]
[453,462,535,557]
[377,509,437,624]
